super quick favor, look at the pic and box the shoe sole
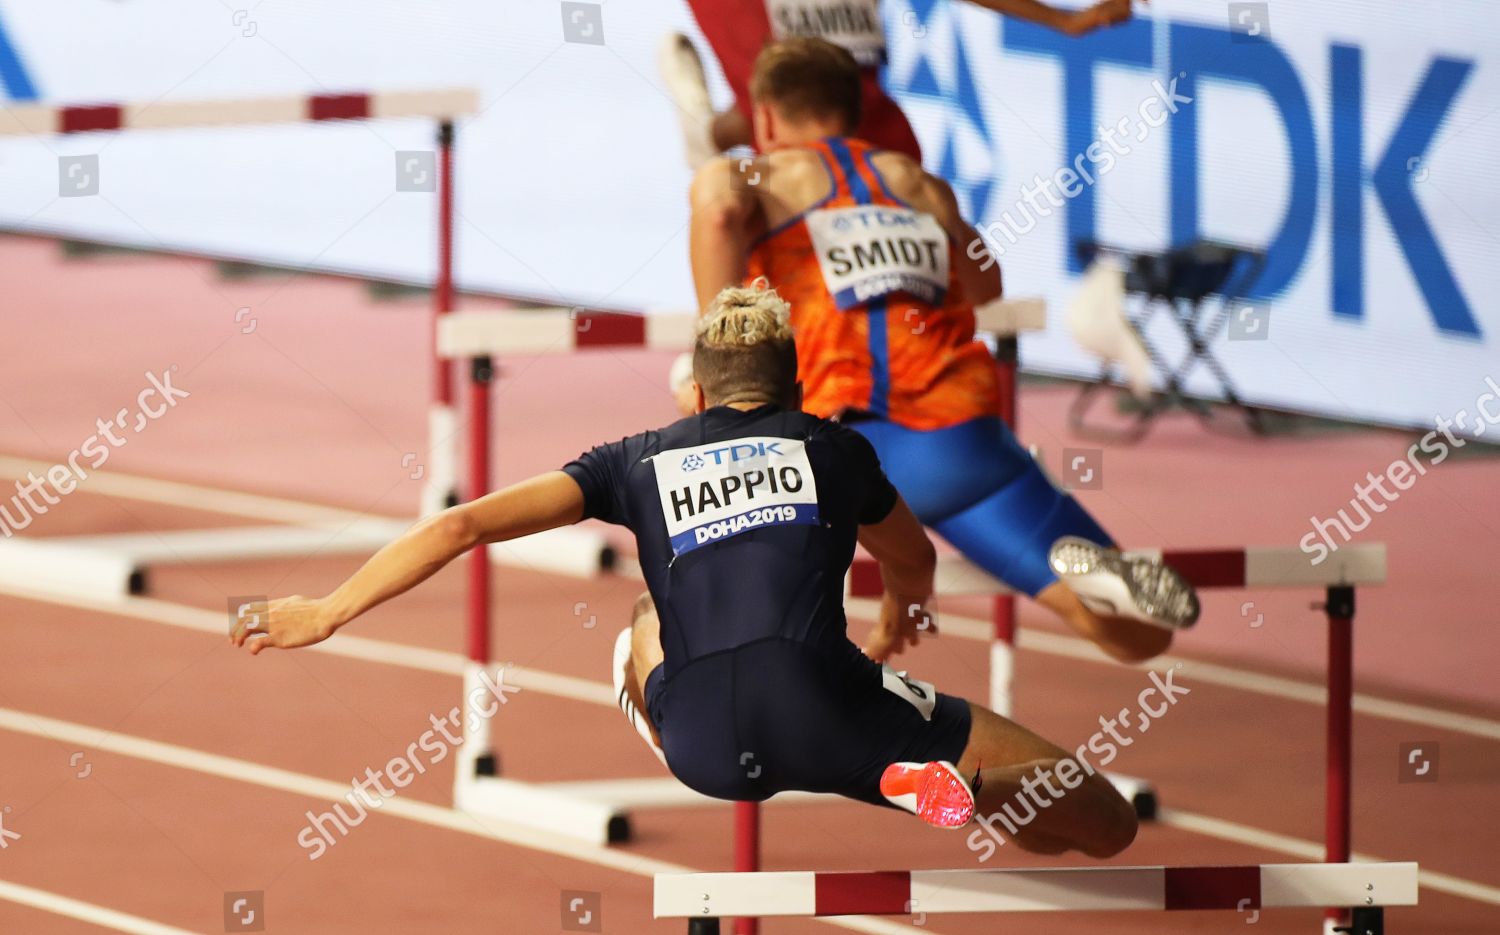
[881,762,975,829]
[1049,537,1201,629]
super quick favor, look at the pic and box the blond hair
[750,37,862,131]
[694,279,799,407]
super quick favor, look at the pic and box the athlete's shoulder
[572,425,659,475]
[802,412,873,451]
[868,148,935,200]
[637,415,702,455]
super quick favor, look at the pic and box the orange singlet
[747,137,1000,431]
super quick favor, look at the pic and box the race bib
[881,666,937,721]
[765,0,886,66]
[653,437,821,557]
[806,205,949,310]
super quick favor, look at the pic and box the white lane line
[0,878,205,935]
[0,585,613,707]
[0,455,384,527]
[0,707,929,935]
[6,451,1494,740]
[1157,808,1500,906]
[845,598,1500,742]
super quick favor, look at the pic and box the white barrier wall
[0,1,1495,435]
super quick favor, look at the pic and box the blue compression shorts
[850,416,1114,597]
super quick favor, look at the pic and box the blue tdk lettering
[704,441,785,464]
[1000,18,1478,337]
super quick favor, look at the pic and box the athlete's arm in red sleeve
[962,0,1134,36]
[229,473,585,654]
[857,497,939,662]
[689,156,760,313]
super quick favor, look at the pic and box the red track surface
[1,237,1496,933]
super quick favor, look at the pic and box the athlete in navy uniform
[230,285,1136,855]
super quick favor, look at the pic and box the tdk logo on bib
[654,436,820,556]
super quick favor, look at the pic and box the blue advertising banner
[0,1,1494,433]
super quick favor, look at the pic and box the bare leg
[628,592,665,748]
[955,703,1137,858]
[711,108,752,152]
[1036,581,1172,664]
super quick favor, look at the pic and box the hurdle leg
[1324,584,1355,932]
[990,333,1020,718]
[466,354,498,774]
[1344,906,1384,935]
[733,801,760,935]
[424,118,460,515]
[689,918,721,934]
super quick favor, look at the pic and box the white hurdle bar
[1,87,482,577]
[655,862,1417,928]
[0,522,612,600]
[848,544,1388,598]
[0,88,478,136]
[435,296,1044,359]
[434,300,1046,849]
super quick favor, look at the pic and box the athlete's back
[563,404,896,676]
[734,137,1002,429]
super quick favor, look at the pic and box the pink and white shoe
[879,761,976,829]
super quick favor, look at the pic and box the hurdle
[0,89,602,590]
[438,303,697,843]
[434,298,1046,846]
[0,88,617,594]
[652,543,1386,931]
[654,862,1418,933]
[2,88,473,516]
[847,542,1388,933]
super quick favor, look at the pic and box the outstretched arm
[964,0,1135,36]
[857,496,938,662]
[230,472,585,654]
[689,156,760,313]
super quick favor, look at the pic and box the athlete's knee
[1079,775,1138,858]
[1085,809,1137,858]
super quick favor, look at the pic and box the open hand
[229,595,338,655]
[863,592,936,663]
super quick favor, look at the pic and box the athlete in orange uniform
[744,134,1002,431]
[689,39,1199,663]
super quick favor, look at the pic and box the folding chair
[1067,239,1268,443]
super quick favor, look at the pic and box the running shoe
[1048,536,1200,629]
[612,627,667,765]
[656,33,718,170]
[879,761,976,829]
